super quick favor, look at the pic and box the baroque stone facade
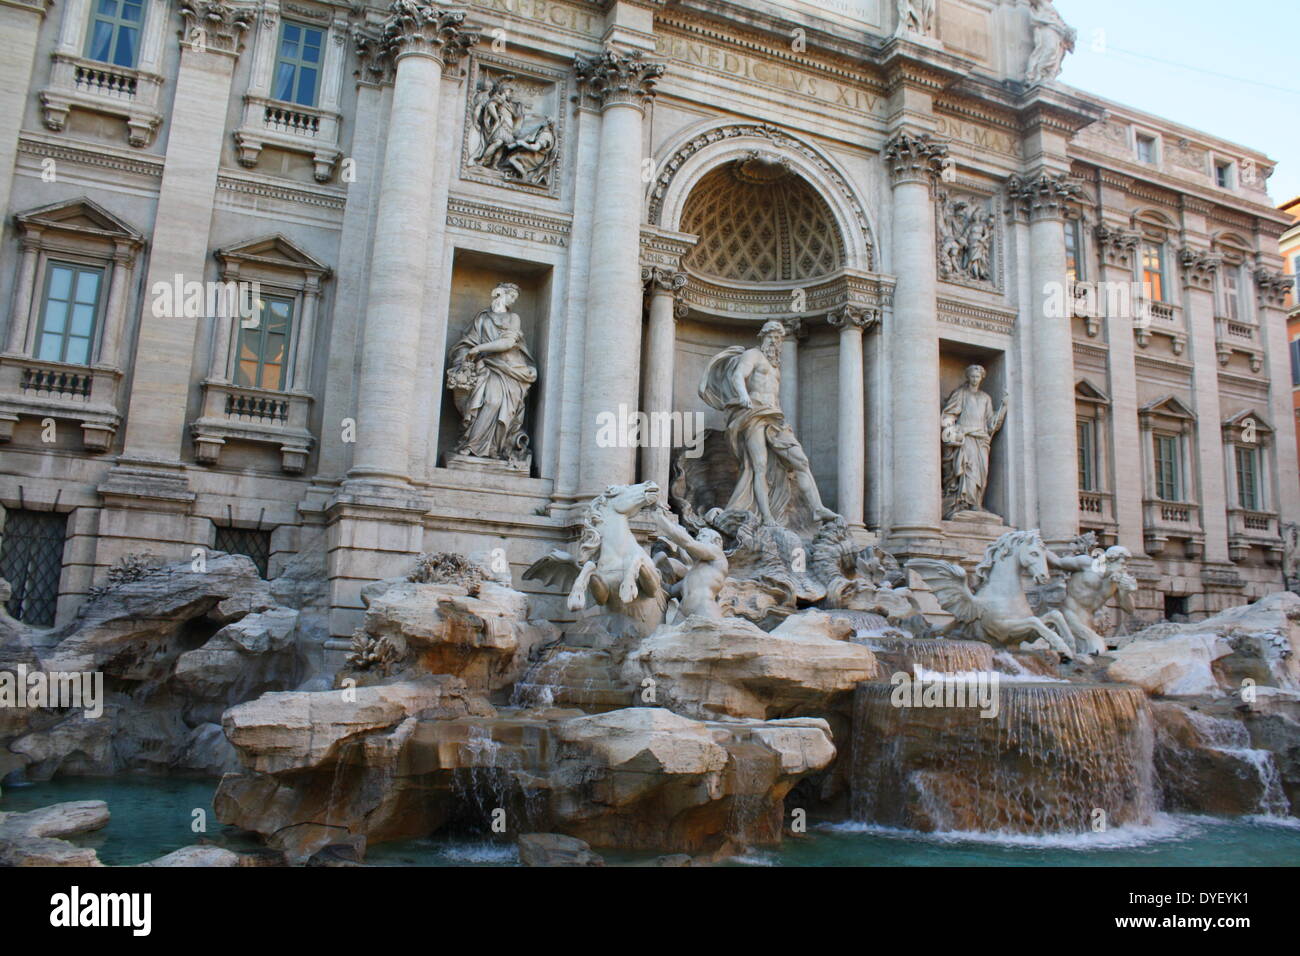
[0,0,1294,643]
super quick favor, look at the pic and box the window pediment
[17,198,143,247]
[216,234,331,278]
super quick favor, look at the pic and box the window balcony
[1213,316,1264,372]
[233,95,343,183]
[1142,498,1204,558]
[190,380,314,473]
[1078,489,1116,525]
[40,53,164,147]
[0,355,123,451]
[1226,507,1282,563]
[1133,300,1185,354]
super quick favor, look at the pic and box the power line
[1100,44,1300,97]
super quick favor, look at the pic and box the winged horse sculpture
[524,481,667,638]
[906,529,1080,659]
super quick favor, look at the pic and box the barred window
[213,526,272,578]
[1,510,68,627]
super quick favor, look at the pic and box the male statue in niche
[700,320,837,530]
[941,363,1007,518]
[446,282,537,464]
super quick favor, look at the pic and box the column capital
[1005,171,1080,223]
[1094,223,1140,269]
[380,1,478,66]
[575,46,665,111]
[1254,268,1293,309]
[641,265,686,294]
[882,130,949,187]
[1178,247,1220,291]
[177,1,255,57]
[827,304,879,332]
[779,317,806,340]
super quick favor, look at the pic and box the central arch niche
[668,155,851,518]
[679,156,845,284]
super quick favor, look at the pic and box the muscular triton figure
[699,320,837,528]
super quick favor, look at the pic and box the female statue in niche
[446,282,537,464]
[941,363,1007,518]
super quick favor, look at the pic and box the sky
[1053,0,1300,206]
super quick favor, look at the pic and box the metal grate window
[213,525,272,578]
[1,509,68,627]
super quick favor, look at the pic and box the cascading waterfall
[850,679,1156,834]
[855,636,994,675]
[1182,710,1289,816]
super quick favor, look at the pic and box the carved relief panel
[936,188,1002,293]
[462,57,566,198]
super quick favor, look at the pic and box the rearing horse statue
[906,529,1078,659]
[524,481,667,638]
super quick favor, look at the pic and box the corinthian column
[348,1,477,487]
[883,131,948,551]
[829,305,876,530]
[640,266,685,492]
[575,47,665,495]
[1008,171,1080,546]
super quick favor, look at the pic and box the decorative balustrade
[41,53,164,147]
[1142,497,1204,557]
[263,105,321,137]
[235,95,342,182]
[191,380,314,473]
[73,64,137,99]
[21,365,92,400]
[0,356,122,451]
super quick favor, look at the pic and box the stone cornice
[178,1,255,56]
[1005,171,1080,222]
[574,47,665,111]
[882,130,949,187]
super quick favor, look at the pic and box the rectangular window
[272,22,324,107]
[0,509,68,627]
[235,294,294,390]
[36,261,103,365]
[1136,134,1157,164]
[84,0,145,68]
[1154,433,1181,501]
[1221,266,1240,321]
[1141,242,1165,303]
[1077,419,1097,491]
[213,526,272,578]
[1290,339,1300,386]
[1064,218,1084,283]
[1214,161,1234,189]
[1236,446,1260,511]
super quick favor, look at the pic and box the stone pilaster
[1007,170,1081,546]
[883,130,947,552]
[347,1,477,489]
[828,305,877,530]
[575,47,665,495]
[1179,246,1229,564]
[639,266,685,492]
[1095,222,1147,556]
[1256,268,1300,528]
[116,1,251,464]
[0,0,51,250]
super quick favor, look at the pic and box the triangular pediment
[17,197,142,241]
[1223,408,1274,433]
[1140,394,1197,421]
[1075,378,1110,404]
[217,234,330,275]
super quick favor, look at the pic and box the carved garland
[647,123,875,270]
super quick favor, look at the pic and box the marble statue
[894,0,935,37]
[1025,0,1076,85]
[469,75,559,187]
[446,282,537,463]
[1046,544,1138,654]
[523,481,666,637]
[653,509,728,620]
[941,364,1007,518]
[907,530,1079,659]
[699,320,837,529]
